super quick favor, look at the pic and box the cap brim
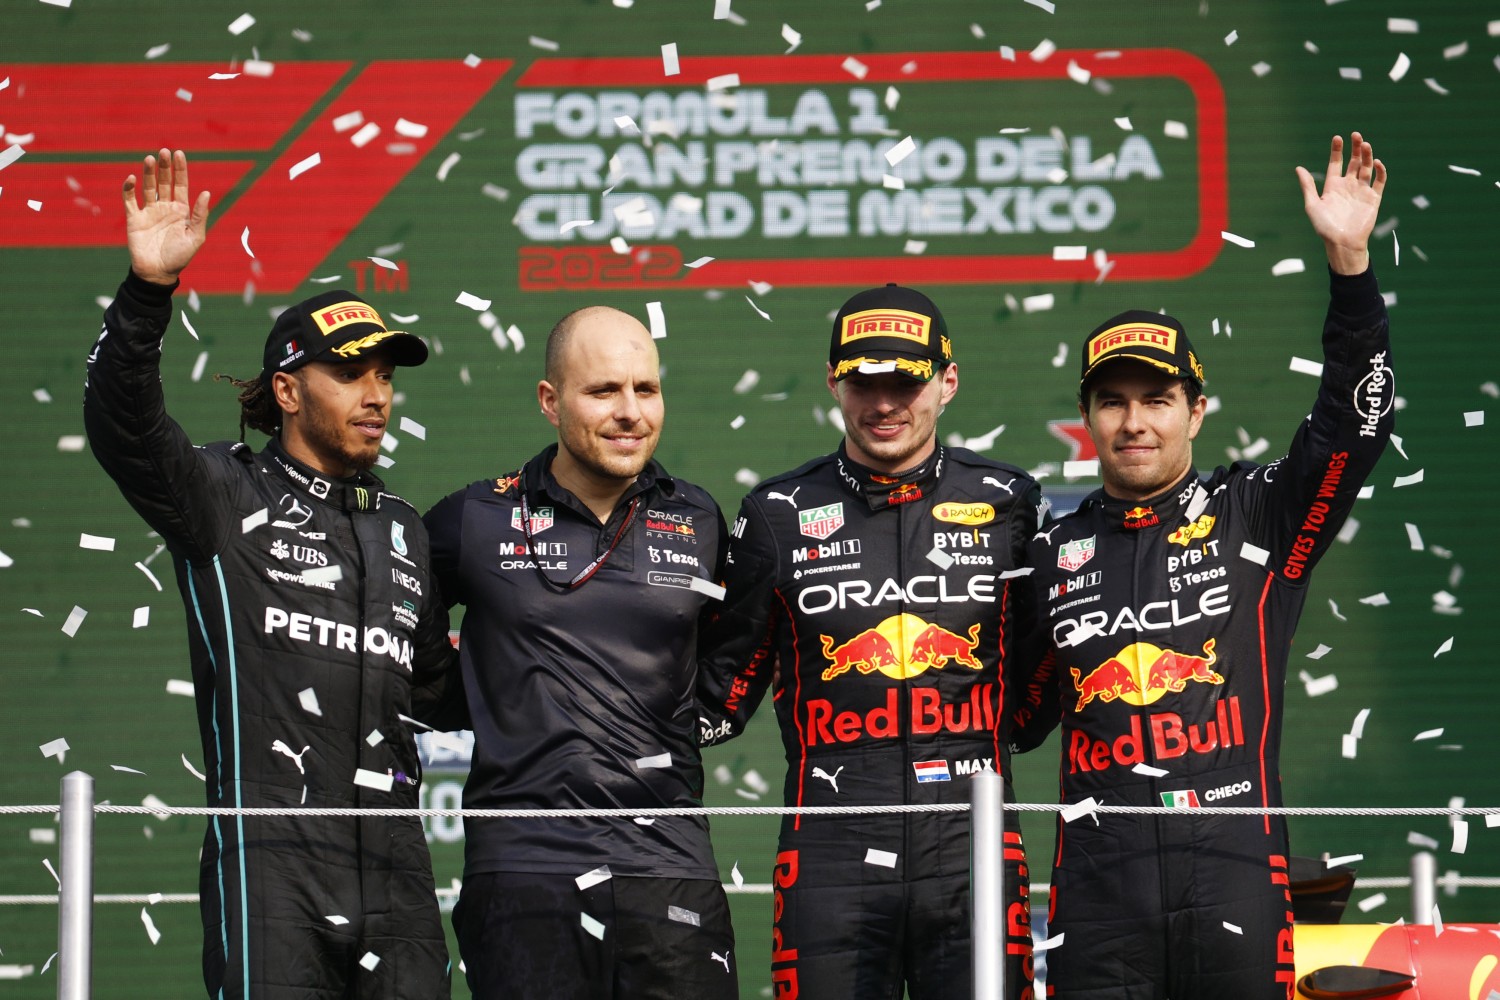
[312,330,429,368]
[1079,352,1191,386]
[832,352,937,382]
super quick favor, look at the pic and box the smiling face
[539,308,663,505]
[274,350,396,476]
[1082,360,1207,501]
[829,362,958,474]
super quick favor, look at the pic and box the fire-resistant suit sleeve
[83,271,234,562]
[1006,482,1059,754]
[1234,266,1393,583]
[695,493,780,747]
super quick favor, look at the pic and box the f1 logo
[0,59,509,293]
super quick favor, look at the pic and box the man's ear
[272,371,301,417]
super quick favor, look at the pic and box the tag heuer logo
[798,503,844,540]
[510,507,554,535]
[1057,536,1096,572]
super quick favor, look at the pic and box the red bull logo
[819,614,981,681]
[806,683,999,746]
[887,482,924,505]
[1122,505,1159,529]
[1068,696,1245,774]
[1070,638,1221,712]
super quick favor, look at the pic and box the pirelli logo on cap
[839,308,931,347]
[312,301,386,337]
[1088,322,1177,364]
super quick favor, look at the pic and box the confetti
[1223,922,1243,934]
[1393,470,1424,488]
[646,301,667,340]
[864,849,898,868]
[1357,893,1387,913]
[359,952,380,971]
[1066,60,1091,84]
[299,688,322,716]
[661,43,680,77]
[166,678,196,698]
[1163,120,1189,139]
[244,60,274,78]
[528,36,560,52]
[885,136,916,166]
[745,296,771,321]
[1414,728,1444,741]
[1132,763,1170,778]
[706,73,740,92]
[729,416,746,430]
[576,866,612,891]
[1034,933,1066,952]
[1326,854,1363,867]
[61,606,87,637]
[456,291,491,311]
[1447,164,1482,177]
[926,547,955,570]
[1272,258,1306,276]
[332,111,365,133]
[1063,460,1099,479]
[685,256,715,269]
[1407,831,1440,850]
[581,914,606,940]
[1464,411,1484,427]
[1302,673,1338,697]
[133,606,150,629]
[79,533,116,551]
[353,769,394,792]
[350,123,380,148]
[781,24,802,53]
[1053,245,1087,260]
[227,13,256,35]
[325,914,350,926]
[191,351,209,382]
[1239,542,1269,566]
[40,738,70,760]
[842,57,869,80]
[1031,39,1057,62]
[240,227,255,259]
[1453,820,1469,854]
[1220,231,1255,248]
[141,908,162,944]
[1025,0,1055,10]
[0,143,25,171]
[731,862,744,888]
[635,752,672,769]
[1062,797,1100,823]
[1388,53,1411,81]
[1252,62,1273,77]
[667,905,701,926]
[1022,293,1055,313]
[1338,68,1363,81]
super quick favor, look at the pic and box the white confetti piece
[1239,542,1269,566]
[332,110,365,133]
[885,136,916,166]
[1326,854,1363,867]
[40,738,70,760]
[1163,120,1189,139]
[395,118,429,139]
[1251,62,1273,77]
[1223,921,1243,934]
[1033,933,1066,952]
[353,768,394,792]
[646,301,667,340]
[34,388,53,403]
[1388,17,1419,33]
[1464,410,1484,427]
[577,865,613,891]
[1221,231,1255,248]
[191,351,209,383]
[528,36,559,51]
[1393,470,1424,488]
[1272,258,1306,276]
[1453,820,1469,854]
[1030,39,1056,62]
[885,173,904,190]
[141,908,161,945]
[1487,814,1500,828]
[1351,709,1372,740]
[350,122,380,148]
[745,296,771,321]
[301,565,342,585]
[1408,831,1440,850]
[582,914,606,939]
[240,226,255,259]
[1388,52,1411,81]
[742,769,770,795]
[1357,893,1387,912]
[1224,29,1239,45]
[1404,523,1425,550]
[359,952,380,971]
[667,905,701,925]
[706,73,740,92]
[43,859,61,888]
[166,678,196,698]
[1306,644,1332,660]
[395,416,425,441]
[1062,797,1100,823]
[227,13,256,35]
[456,291,491,311]
[30,828,56,845]
[299,688,322,716]
[729,415,746,430]
[1336,67,1361,81]
[179,311,201,341]
[1303,673,1338,697]
[926,547,955,570]
[1066,60,1091,84]
[690,577,726,601]
[1132,763,1169,778]
[781,24,801,53]
[1063,460,1099,479]
[685,256,715,269]
[79,533,116,551]
[1414,728,1444,741]
[0,143,26,171]
[285,152,322,180]
[325,914,349,926]
[133,606,150,629]
[842,56,869,80]
[1052,245,1087,261]
[864,849,898,868]
[1448,164,1481,177]
[145,43,171,58]
[661,43,680,77]
[61,606,87,637]
[636,752,672,769]
[1022,293,1055,313]
[1025,0,1055,10]
[1359,592,1390,606]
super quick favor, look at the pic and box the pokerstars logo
[0,60,507,294]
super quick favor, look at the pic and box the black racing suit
[423,448,737,996]
[83,273,457,999]
[699,444,1045,1000]
[1021,268,1393,1000]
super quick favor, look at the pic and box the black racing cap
[1079,309,1204,389]
[261,290,427,380]
[829,283,952,382]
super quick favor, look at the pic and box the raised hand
[122,148,211,286]
[1295,132,1387,276]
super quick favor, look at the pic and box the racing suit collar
[835,442,944,510]
[522,443,674,522]
[1093,466,1205,531]
[263,438,385,512]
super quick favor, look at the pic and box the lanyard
[519,487,640,592]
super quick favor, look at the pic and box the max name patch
[1087,321,1176,363]
[840,308,931,347]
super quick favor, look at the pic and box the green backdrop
[3,0,1498,994]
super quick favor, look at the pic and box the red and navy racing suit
[1021,268,1393,1000]
[84,272,458,1000]
[699,444,1045,1000]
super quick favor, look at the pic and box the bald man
[423,307,738,999]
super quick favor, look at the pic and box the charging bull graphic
[1071,638,1222,712]
[820,615,982,682]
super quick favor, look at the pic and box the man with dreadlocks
[83,148,460,1000]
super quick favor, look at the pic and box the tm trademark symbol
[348,259,410,293]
